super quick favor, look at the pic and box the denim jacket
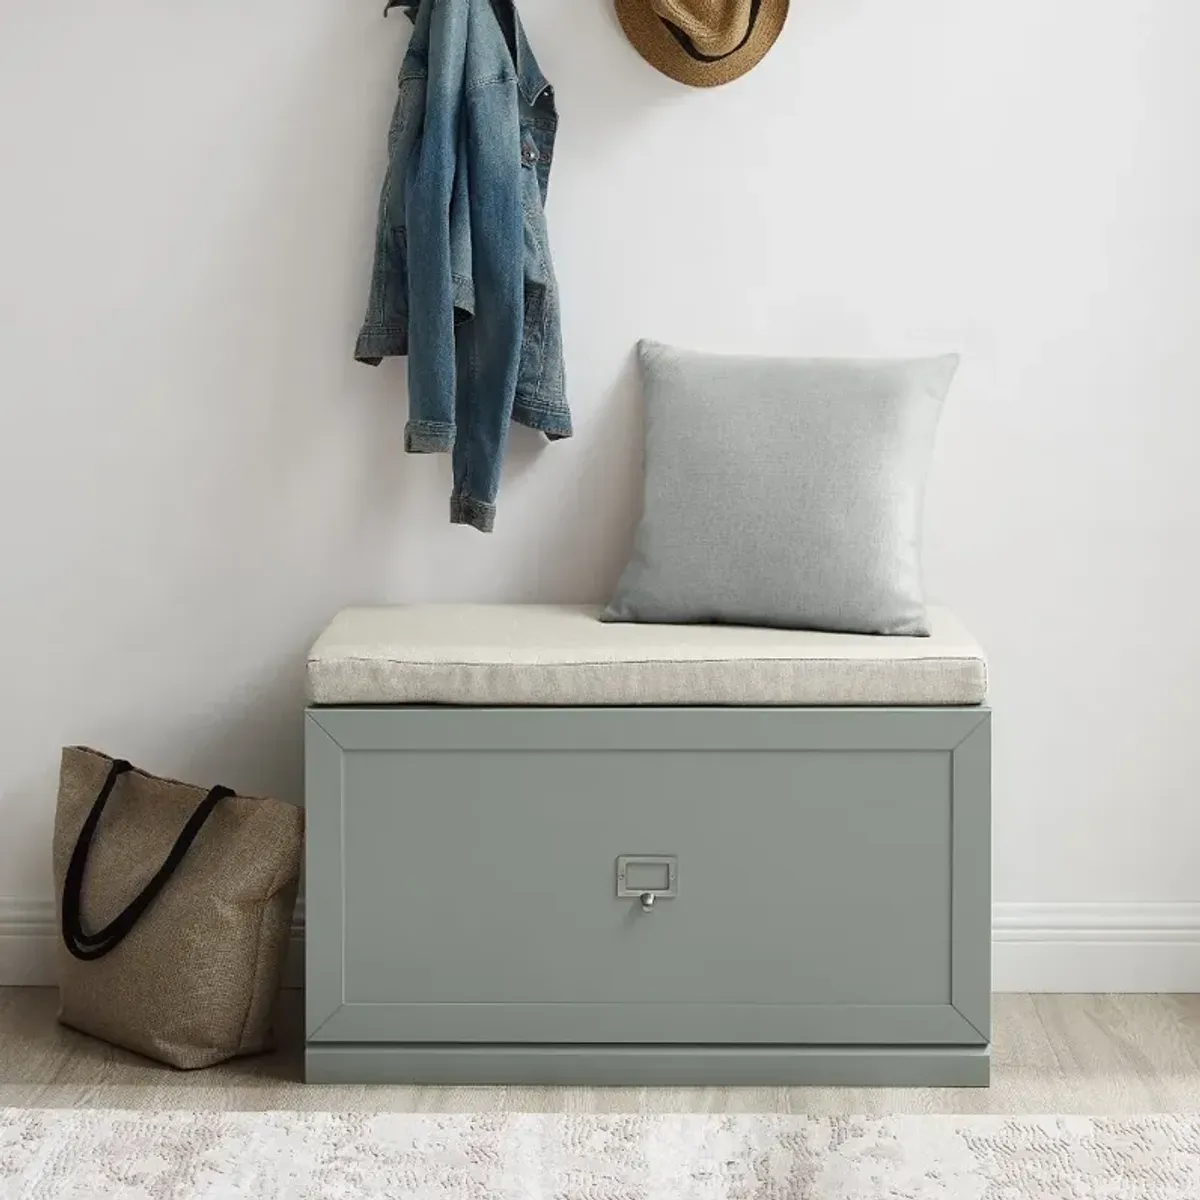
[356,0,571,532]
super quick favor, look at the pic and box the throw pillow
[602,341,958,636]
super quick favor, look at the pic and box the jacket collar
[387,0,550,107]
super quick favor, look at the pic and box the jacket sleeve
[449,76,527,525]
[402,0,470,452]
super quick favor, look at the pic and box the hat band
[660,0,762,63]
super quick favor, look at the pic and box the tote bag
[52,746,303,1068]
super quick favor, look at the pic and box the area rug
[4,1109,1200,1198]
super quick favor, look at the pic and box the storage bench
[304,604,991,1086]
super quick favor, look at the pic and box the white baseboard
[4,900,1200,994]
[991,903,1200,993]
[0,901,56,987]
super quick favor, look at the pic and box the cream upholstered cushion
[307,605,987,707]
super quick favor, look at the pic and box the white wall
[2,1,1199,988]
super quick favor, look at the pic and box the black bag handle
[61,758,235,962]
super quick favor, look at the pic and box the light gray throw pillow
[603,341,959,636]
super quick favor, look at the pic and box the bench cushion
[307,605,987,707]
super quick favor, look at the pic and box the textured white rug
[3,1109,1200,1198]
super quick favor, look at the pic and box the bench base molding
[305,1044,991,1088]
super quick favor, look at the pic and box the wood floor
[3,989,1200,1114]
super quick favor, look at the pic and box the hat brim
[615,0,789,88]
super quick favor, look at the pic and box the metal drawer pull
[616,856,677,909]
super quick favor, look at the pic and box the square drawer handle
[616,856,677,912]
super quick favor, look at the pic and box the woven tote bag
[52,746,303,1069]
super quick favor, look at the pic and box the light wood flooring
[3,989,1200,1114]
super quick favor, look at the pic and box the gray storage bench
[304,604,991,1086]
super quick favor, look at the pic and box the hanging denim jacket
[355,0,571,532]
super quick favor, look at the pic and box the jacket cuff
[450,492,496,533]
[513,398,573,440]
[405,420,455,453]
[355,325,410,363]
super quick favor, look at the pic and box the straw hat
[615,0,789,88]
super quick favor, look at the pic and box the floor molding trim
[992,902,1200,992]
[3,900,1199,993]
